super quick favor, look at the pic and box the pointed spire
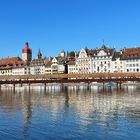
[102,39,105,45]
[60,49,65,57]
[85,46,88,51]
[38,49,42,59]
[67,51,69,57]
[101,39,107,49]
[25,42,29,48]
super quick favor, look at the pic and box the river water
[0,86,140,140]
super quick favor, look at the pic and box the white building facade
[121,48,140,73]
[45,57,66,74]
[91,46,115,73]
[68,45,116,74]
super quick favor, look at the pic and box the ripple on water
[0,87,139,140]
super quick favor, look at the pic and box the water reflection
[22,90,32,139]
[0,86,139,139]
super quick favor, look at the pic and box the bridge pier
[117,82,119,89]
[87,82,90,90]
[28,82,31,92]
[117,82,122,90]
[13,83,15,93]
[61,83,65,91]
[103,82,105,91]
[119,82,122,89]
[20,81,23,87]
[44,83,46,92]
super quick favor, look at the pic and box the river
[0,86,140,140]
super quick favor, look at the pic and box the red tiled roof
[30,59,44,66]
[0,57,26,69]
[67,60,75,65]
[0,57,22,65]
[121,47,140,60]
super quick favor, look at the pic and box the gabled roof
[112,52,122,61]
[0,57,25,70]
[0,57,22,66]
[121,47,140,60]
[95,45,115,56]
[30,58,44,66]
[86,49,96,57]
[45,61,52,67]
[45,56,66,67]
[54,56,66,64]
[67,59,75,65]
[84,45,115,57]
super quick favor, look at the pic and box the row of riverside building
[0,42,140,76]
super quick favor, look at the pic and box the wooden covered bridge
[0,73,140,89]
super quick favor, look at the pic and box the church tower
[38,49,42,60]
[22,42,32,61]
[60,50,65,57]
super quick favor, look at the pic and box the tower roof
[38,49,42,56]
[61,49,65,53]
[38,49,42,59]
[22,42,32,54]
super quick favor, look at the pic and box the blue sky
[0,0,140,59]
